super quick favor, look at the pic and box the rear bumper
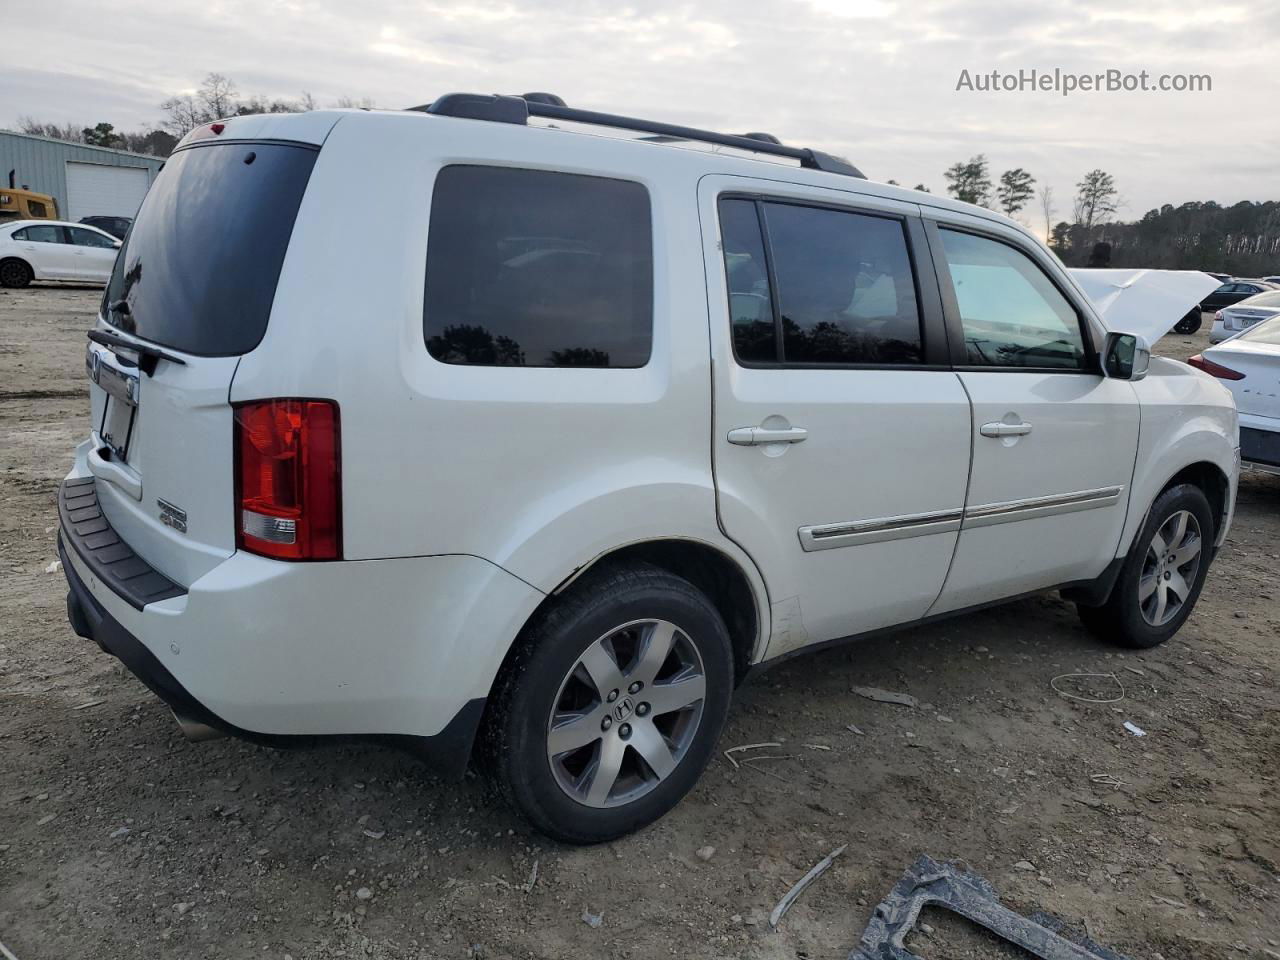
[1241,425,1280,469]
[58,474,544,777]
[61,535,485,775]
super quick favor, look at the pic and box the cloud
[1,0,1277,219]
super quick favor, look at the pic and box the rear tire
[483,562,733,844]
[0,258,33,289]
[1076,483,1214,648]
[1172,308,1202,335]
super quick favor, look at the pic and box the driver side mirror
[1103,331,1151,381]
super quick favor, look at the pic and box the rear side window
[104,142,318,356]
[424,166,653,368]
[16,225,64,243]
[717,197,923,365]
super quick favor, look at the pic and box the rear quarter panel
[229,112,769,652]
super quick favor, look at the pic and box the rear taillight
[1187,354,1245,381]
[234,399,341,560]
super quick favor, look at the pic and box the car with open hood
[57,96,1239,843]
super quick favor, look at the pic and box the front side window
[424,166,653,368]
[939,229,1088,370]
[27,200,47,218]
[16,225,64,244]
[717,198,923,365]
[69,227,115,248]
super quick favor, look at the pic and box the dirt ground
[1,285,1277,960]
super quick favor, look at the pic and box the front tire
[483,563,733,844]
[1077,483,1214,648]
[0,258,33,289]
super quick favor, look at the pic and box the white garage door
[65,162,151,220]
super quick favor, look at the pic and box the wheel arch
[0,256,35,286]
[1160,460,1230,541]
[493,538,768,698]
[1124,456,1233,558]
[565,539,764,685]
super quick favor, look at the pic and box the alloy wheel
[1140,509,1202,626]
[0,262,28,287]
[546,619,706,808]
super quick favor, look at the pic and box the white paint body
[1210,301,1280,343]
[0,219,120,283]
[1203,320,1280,471]
[64,109,1240,741]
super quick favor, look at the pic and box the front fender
[1122,358,1238,555]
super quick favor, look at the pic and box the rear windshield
[1239,315,1280,345]
[103,142,317,356]
[1240,291,1280,308]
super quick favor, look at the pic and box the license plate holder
[94,358,139,460]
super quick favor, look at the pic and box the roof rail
[411,93,865,179]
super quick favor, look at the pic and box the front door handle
[980,421,1033,438]
[727,425,808,446]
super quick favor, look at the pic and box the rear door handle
[980,421,1033,438]
[727,426,808,446]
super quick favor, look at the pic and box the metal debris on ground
[1090,773,1126,788]
[723,742,782,769]
[850,854,1132,960]
[850,687,918,708]
[846,723,865,735]
[581,908,603,928]
[769,843,847,929]
[1122,721,1147,737]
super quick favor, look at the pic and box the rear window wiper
[87,329,187,376]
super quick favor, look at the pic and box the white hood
[1069,269,1220,342]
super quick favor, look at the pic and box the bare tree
[17,116,85,142]
[201,73,239,120]
[159,93,206,136]
[1039,185,1056,241]
[335,95,377,109]
[160,73,242,135]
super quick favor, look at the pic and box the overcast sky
[3,0,1278,228]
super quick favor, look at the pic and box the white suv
[59,94,1239,843]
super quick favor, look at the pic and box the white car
[1209,290,1280,343]
[0,219,121,287]
[1192,316,1280,474]
[58,98,1239,843]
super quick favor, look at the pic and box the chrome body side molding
[960,486,1123,529]
[798,486,1124,552]
[798,508,963,552]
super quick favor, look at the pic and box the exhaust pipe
[172,709,226,742]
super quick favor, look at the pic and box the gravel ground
[1,286,1277,960]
